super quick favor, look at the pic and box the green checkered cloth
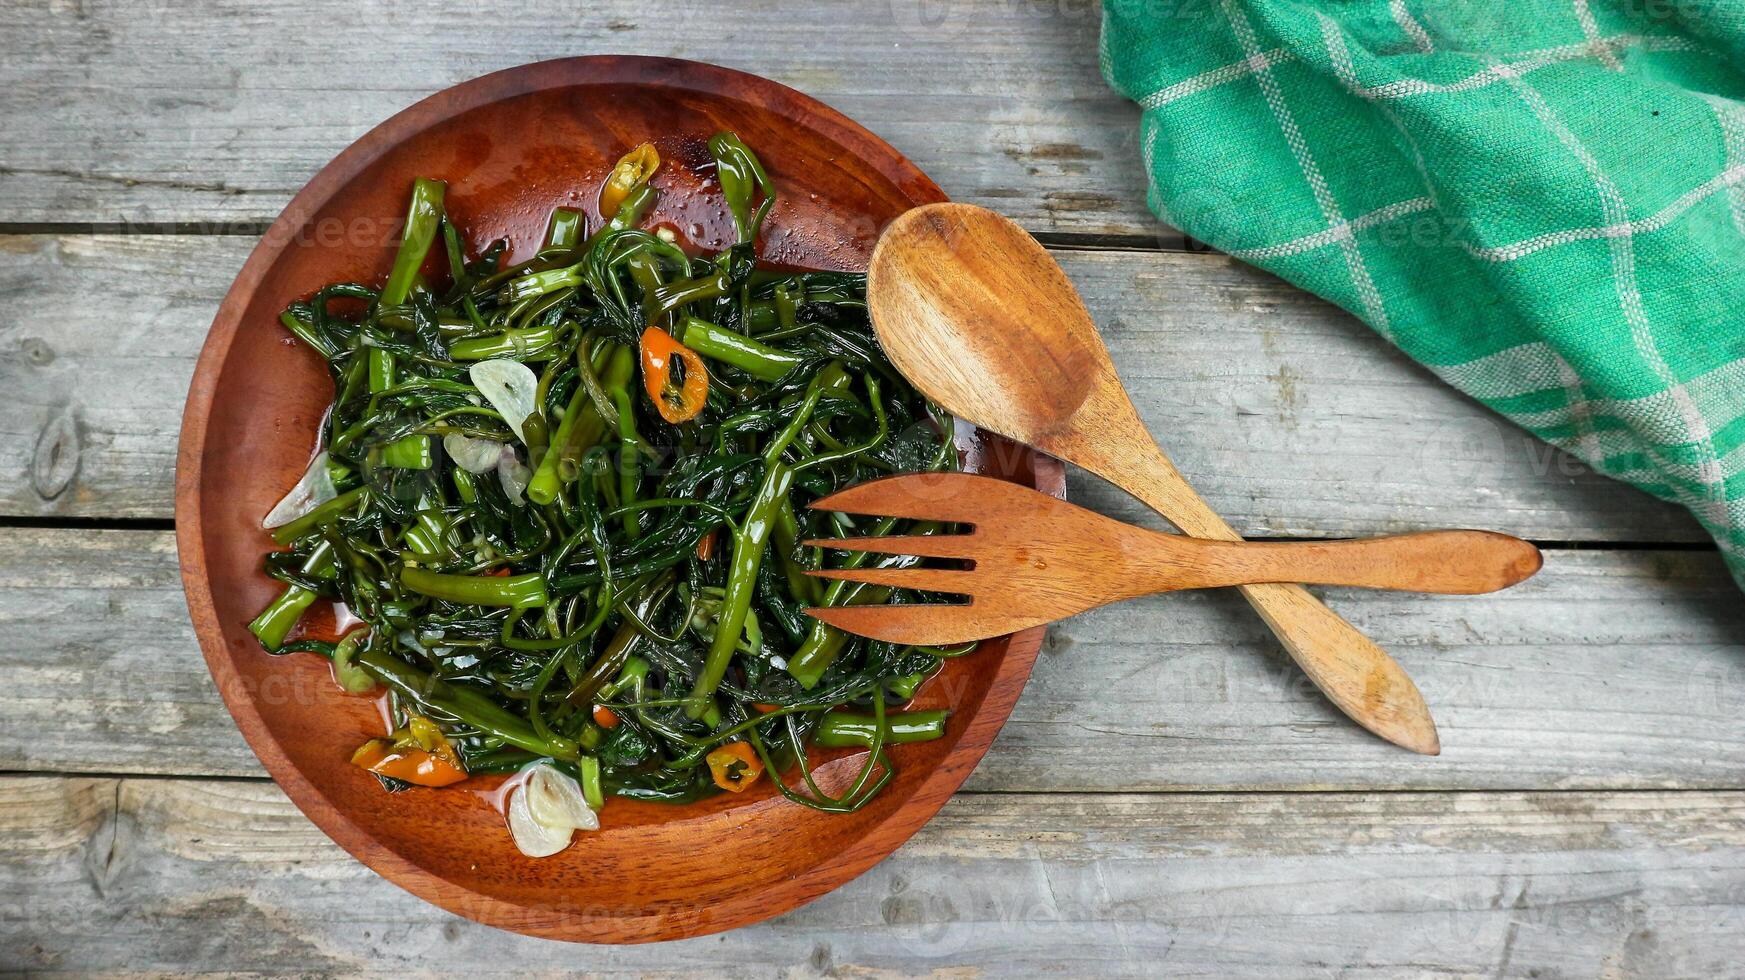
[1101,0,1745,588]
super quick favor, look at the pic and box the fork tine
[802,534,976,560]
[804,603,1001,646]
[807,472,994,524]
[806,566,976,594]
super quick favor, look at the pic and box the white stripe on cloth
[1555,356,1603,462]
[1462,162,1745,262]
[1534,440,1745,546]
[1219,0,1395,340]
[1228,107,1744,267]
[1389,0,1434,54]
[1593,462,1745,535]
[1466,344,1745,415]
[1129,32,1697,114]
[1317,16,1444,224]
[1225,196,1435,258]
[1527,414,1745,486]
[1497,61,1732,529]
[1510,420,1745,496]
[1430,342,1572,399]
[1425,344,1603,457]
[1353,35,1698,101]
[1433,354,1745,501]
[1517,405,1745,484]
[1572,0,1624,71]
[1700,94,1745,235]
[1319,17,1444,203]
[1433,353,1745,495]
[1139,47,1292,109]
[1488,353,1745,435]
[1156,28,1723,271]
[1603,464,1745,542]
[1097,14,1112,83]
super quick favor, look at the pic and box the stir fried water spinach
[250,135,967,830]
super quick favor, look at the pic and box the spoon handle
[1107,450,1444,755]
[1238,583,1441,753]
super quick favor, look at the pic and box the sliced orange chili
[696,529,717,561]
[350,738,468,787]
[600,142,660,220]
[593,705,621,729]
[707,742,764,793]
[751,703,780,714]
[640,326,708,423]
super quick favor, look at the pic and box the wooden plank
[0,0,1160,237]
[3,775,1741,974]
[0,234,1699,541]
[0,235,213,517]
[3,528,1739,791]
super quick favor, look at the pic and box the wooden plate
[176,56,1063,944]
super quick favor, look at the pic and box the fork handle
[1145,531,1544,595]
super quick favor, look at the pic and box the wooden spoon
[803,472,1542,646]
[868,202,1445,754]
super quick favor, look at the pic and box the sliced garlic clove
[497,448,532,506]
[527,765,597,830]
[442,433,508,474]
[263,451,337,528]
[507,764,597,858]
[468,359,539,446]
[507,781,570,857]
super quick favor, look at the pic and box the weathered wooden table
[3,2,1742,974]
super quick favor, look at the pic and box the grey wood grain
[3,775,1740,975]
[3,2,1736,972]
[0,235,212,515]
[5,528,1739,790]
[0,0,1162,238]
[0,234,1699,542]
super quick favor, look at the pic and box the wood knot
[21,338,55,366]
[32,406,81,500]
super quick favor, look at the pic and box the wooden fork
[804,473,1542,646]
